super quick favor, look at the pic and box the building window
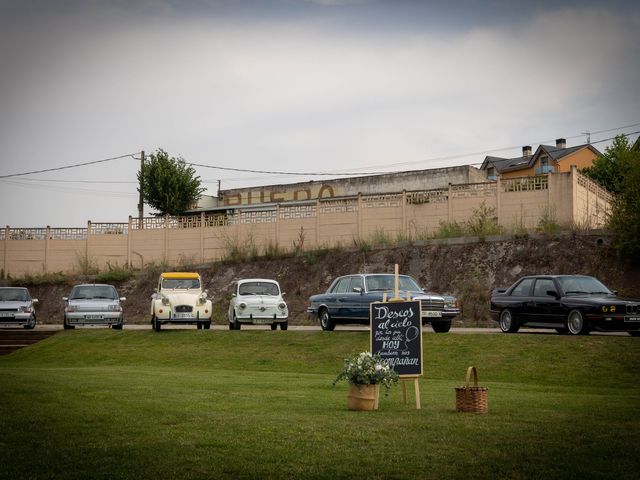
[487,167,497,180]
[535,156,554,175]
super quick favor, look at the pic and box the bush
[9,271,68,287]
[95,263,135,283]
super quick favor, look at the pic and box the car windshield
[365,275,421,292]
[70,286,117,300]
[239,282,279,296]
[0,288,29,301]
[162,278,200,290]
[558,276,613,295]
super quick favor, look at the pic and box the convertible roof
[160,272,200,279]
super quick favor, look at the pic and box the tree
[607,145,640,264]
[138,149,205,216]
[582,134,634,194]
[585,135,640,264]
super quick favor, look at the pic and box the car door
[507,277,535,321]
[531,278,563,325]
[330,277,353,319]
[347,276,369,320]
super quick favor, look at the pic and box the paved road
[22,324,630,336]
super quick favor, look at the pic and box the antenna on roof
[581,130,591,144]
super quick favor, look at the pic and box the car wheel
[153,315,161,332]
[228,322,234,330]
[280,321,288,331]
[567,310,589,335]
[431,320,451,333]
[24,315,36,330]
[204,321,211,330]
[197,322,203,330]
[63,316,75,330]
[112,322,123,330]
[270,323,277,330]
[319,308,335,331]
[233,314,241,331]
[499,309,519,333]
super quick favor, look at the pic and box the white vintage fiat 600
[150,272,212,331]
[228,278,288,330]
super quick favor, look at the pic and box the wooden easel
[380,264,422,410]
[401,378,421,409]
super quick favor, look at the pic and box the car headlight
[610,305,616,313]
[161,296,170,306]
[278,302,287,310]
[239,302,247,309]
[108,305,122,312]
[66,305,77,313]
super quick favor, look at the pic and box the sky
[1,0,639,228]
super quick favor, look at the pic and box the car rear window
[511,278,534,296]
[239,282,279,296]
[162,278,201,290]
[0,288,29,301]
[70,286,117,300]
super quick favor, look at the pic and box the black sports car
[490,275,640,336]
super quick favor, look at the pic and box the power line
[0,153,138,179]
[1,122,639,183]
[186,129,640,178]
[1,179,137,198]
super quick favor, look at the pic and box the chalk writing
[371,300,422,377]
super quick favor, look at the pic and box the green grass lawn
[1,330,639,479]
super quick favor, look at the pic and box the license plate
[174,313,193,319]
[85,315,104,320]
[253,318,272,324]
[423,311,442,318]
[625,316,640,322]
[0,312,14,317]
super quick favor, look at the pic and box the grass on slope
[1,330,639,480]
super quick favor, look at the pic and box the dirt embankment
[18,231,640,326]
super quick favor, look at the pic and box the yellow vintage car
[150,272,213,332]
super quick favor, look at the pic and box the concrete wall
[0,168,612,277]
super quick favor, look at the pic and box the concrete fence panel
[0,168,613,277]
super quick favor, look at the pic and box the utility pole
[138,150,145,228]
[582,130,591,144]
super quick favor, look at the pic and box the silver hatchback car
[0,287,38,329]
[63,284,126,330]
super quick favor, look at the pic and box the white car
[0,287,38,329]
[150,272,213,331]
[63,284,125,330]
[228,279,288,330]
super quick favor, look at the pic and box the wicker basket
[455,366,488,414]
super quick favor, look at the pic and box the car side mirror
[231,293,237,298]
[32,298,39,304]
[353,287,362,294]
[282,292,286,296]
[62,297,68,302]
[546,290,559,299]
[613,290,618,296]
[120,297,127,302]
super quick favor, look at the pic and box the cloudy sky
[1,0,639,227]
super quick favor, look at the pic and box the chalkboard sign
[370,300,423,377]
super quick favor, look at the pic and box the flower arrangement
[333,351,399,392]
